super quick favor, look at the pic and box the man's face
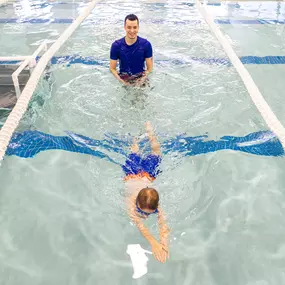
[124,19,139,39]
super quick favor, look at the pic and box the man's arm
[136,57,153,86]
[143,40,153,77]
[144,57,153,76]
[110,41,129,85]
[109,60,128,85]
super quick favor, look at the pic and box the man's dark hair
[124,14,139,26]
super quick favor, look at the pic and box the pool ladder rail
[0,64,30,110]
[0,43,48,122]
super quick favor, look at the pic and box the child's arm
[129,209,157,244]
[158,207,170,254]
[126,196,168,263]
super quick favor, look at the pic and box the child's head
[136,187,159,213]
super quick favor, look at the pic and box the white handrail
[196,0,285,149]
[12,42,48,98]
[0,0,100,161]
[0,56,32,62]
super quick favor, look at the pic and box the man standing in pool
[110,14,153,87]
[123,122,170,263]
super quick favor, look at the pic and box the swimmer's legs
[145,122,161,156]
[130,137,140,154]
[130,122,161,155]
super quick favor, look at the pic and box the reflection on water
[121,85,150,110]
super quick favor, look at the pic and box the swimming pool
[1,0,285,284]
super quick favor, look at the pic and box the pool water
[1,1,285,284]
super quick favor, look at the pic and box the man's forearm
[144,68,152,77]
[110,68,125,84]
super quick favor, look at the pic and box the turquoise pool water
[0,1,285,284]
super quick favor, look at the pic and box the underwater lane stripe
[0,18,73,24]
[2,56,285,66]
[0,18,285,24]
[6,130,284,159]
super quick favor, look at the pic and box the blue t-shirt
[110,36,153,75]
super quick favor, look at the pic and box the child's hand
[151,239,169,263]
[160,241,170,259]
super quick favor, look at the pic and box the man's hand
[121,79,131,86]
[151,239,169,263]
[135,75,147,87]
[110,60,131,86]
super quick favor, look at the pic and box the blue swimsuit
[122,153,161,179]
[123,153,161,216]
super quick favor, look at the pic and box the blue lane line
[1,55,285,66]
[0,18,73,24]
[217,19,285,24]
[3,1,241,8]
[0,18,285,24]
[242,56,285,65]
[183,2,240,7]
